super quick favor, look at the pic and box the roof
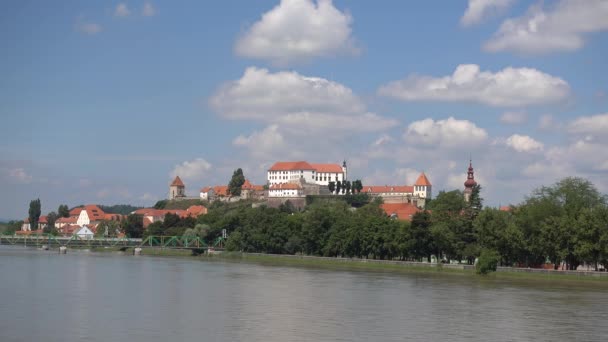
[380,203,422,221]
[170,176,185,187]
[269,183,302,190]
[186,205,207,216]
[414,173,432,186]
[242,179,264,191]
[364,185,413,194]
[499,206,512,212]
[56,217,78,224]
[269,161,315,171]
[103,214,123,221]
[200,186,213,193]
[82,205,105,221]
[311,163,343,173]
[69,208,83,216]
[24,216,48,224]
[213,185,229,196]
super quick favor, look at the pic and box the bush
[476,249,499,275]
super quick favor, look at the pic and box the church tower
[169,176,186,200]
[463,160,477,202]
[342,160,348,181]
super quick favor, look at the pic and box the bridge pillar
[59,246,67,254]
[133,247,142,255]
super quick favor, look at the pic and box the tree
[345,181,352,194]
[352,179,363,194]
[228,168,245,196]
[476,249,499,275]
[28,198,41,231]
[95,220,121,238]
[466,184,483,219]
[153,200,168,209]
[124,214,144,238]
[44,211,58,234]
[58,204,70,218]
[336,181,342,195]
[328,181,336,194]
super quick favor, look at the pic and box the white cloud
[210,67,397,134]
[505,134,544,153]
[373,134,393,147]
[378,64,570,107]
[233,125,287,159]
[568,113,608,138]
[500,111,527,125]
[403,117,488,148]
[461,0,513,27]
[114,3,131,17]
[75,20,102,35]
[142,2,156,17]
[484,0,608,54]
[170,158,212,183]
[7,168,32,184]
[234,0,358,65]
[538,114,560,130]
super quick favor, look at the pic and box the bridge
[0,235,225,251]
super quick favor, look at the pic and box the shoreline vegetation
[79,246,608,284]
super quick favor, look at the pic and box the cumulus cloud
[568,113,608,139]
[210,67,397,134]
[142,2,156,16]
[538,114,560,130]
[378,64,570,107]
[7,168,33,184]
[461,0,513,27]
[114,3,131,17]
[403,117,488,148]
[234,0,358,65]
[170,158,212,183]
[505,134,544,153]
[233,125,288,159]
[75,20,102,35]
[500,111,527,125]
[484,0,608,54]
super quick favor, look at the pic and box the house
[199,180,263,201]
[380,203,423,221]
[268,183,304,198]
[76,226,94,240]
[364,173,432,209]
[133,205,208,228]
[267,161,347,188]
[21,216,48,231]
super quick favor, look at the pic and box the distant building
[266,160,347,195]
[463,160,477,202]
[268,183,304,198]
[169,176,186,200]
[199,180,264,201]
[364,173,432,209]
[380,203,423,221]
[133,205,208,228]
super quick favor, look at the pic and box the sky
[1,0,607,220]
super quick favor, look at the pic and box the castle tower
[414,172,432,199]
[169,176,186,200]
[463,160,477,202]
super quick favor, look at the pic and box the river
[1,246,607,342]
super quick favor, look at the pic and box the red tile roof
[170,176,185,187]
[311,163,343,173]
[69,208,83,217]
[56,217,77,224]
[269,161,315,171]
[380,203,422,221]
[414,173,432,186]
[499,206,512,212]
[83,205,105,221]
[213,185,229,196]
[364,185,413,194]
[242,179,264,191]
[269,183,302,190]
[186,205,207,216]
[200,186,212,193]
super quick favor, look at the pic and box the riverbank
[85,246,608,283]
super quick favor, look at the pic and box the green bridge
[0,235,225,250]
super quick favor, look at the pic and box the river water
[1,246,607,342]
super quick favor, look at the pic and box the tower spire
[464,159,477,202]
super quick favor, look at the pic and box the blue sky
[1,0,607,219]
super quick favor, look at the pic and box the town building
[266,160,347,196]
[133,205,208,228]
[364,173,432,209]
[199,180,264,201]
[169,176,186,200]
[268,183,304,198]
[380,203,423,221]
[463,160,477,202]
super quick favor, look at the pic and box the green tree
[352,179,363,193]
[28,198,41,231]
[228,168,246,196]
[409,211,433,262]
[58,204,70,218]
[328,181,336,194]
[476,249,500,275]
[95,220,120,238]
[474,208,523,266]
[345,180,352,194]
[44,211,58,234]
[466,184,483,219]
[336,181,342,195]
[124,214,144,238]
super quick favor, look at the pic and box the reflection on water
[1,246,607,342]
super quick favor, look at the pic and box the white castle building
[267,160,347,197]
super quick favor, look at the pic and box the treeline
[197,177,607,271]
[99,204,143,215]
